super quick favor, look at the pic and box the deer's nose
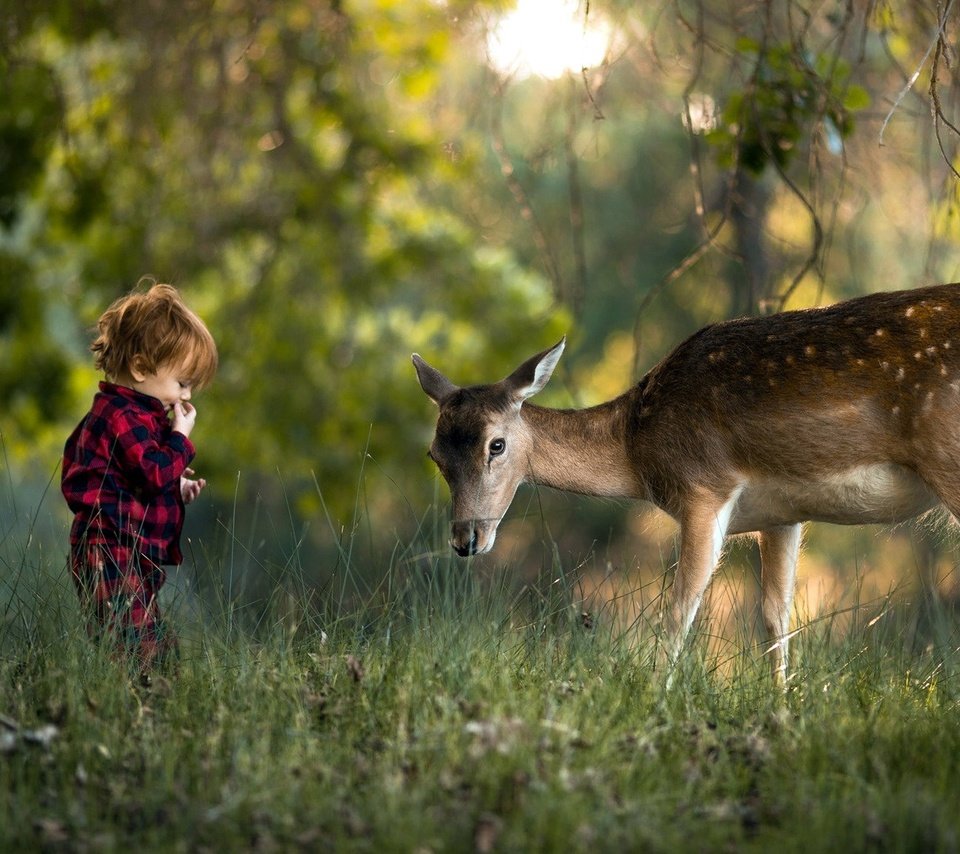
[451,522,479,557]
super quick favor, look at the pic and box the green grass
[3,515,960,852]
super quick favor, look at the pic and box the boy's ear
[129,355,149,382]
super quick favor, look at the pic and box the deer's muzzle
[450,519,496,556]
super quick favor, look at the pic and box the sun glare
[487,0,613,80]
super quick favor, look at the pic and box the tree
[0,0,568,530]
[458,0,958,379]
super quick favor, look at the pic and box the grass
[3,500,960,852]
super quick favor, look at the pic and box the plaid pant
[70,541,177,670]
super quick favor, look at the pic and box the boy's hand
[172,401,197,437]
[181,468,206,504]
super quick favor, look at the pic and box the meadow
[3,488,960,853]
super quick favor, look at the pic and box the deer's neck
[520,399,639,498]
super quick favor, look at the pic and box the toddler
[62,280,217,670]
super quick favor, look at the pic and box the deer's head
[413,340,565,556]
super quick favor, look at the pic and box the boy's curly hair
[92,279,218,389]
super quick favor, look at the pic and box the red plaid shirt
[62,382,195,565]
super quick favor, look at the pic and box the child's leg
[70,542,178,670]
[124,551,179,670]
[70,543,121,638]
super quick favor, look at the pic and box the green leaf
[842,85,871,112]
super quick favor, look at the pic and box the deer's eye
[489,438,506,458]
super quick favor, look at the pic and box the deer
[413,283,960,684]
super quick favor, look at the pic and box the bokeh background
[2,0,960,637]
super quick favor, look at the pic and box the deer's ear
[412,354,459,405]
[504,338,565,403]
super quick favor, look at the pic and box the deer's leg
[758,524,802,686]
[911,465,960,588]
[663,487,742,668]
[919,472,960,523]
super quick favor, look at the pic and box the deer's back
[630,283,960,491]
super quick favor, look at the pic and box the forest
[2,0,960,626]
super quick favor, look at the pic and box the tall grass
[2,478,960,851]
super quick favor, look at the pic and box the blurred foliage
[706,40,870,175]
[0,59,61,228]
[0,0,568,525]
[0,0,958,573]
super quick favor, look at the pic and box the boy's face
[131,364,193,411]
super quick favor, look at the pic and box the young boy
[61,281,217,670]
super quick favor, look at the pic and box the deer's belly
[729,464,941,532]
